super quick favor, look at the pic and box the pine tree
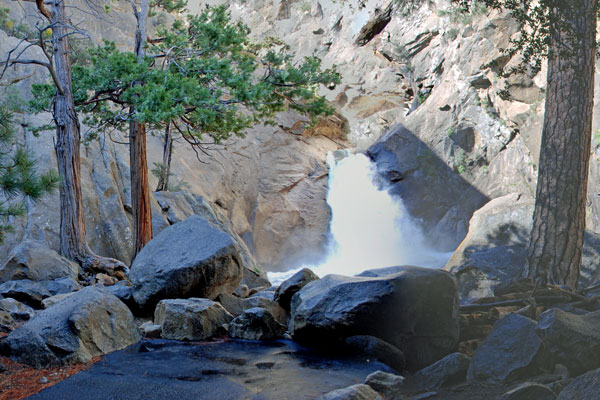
[0,103,59,243]
[454,0,598,290]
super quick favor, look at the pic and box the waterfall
[268,151,452,284]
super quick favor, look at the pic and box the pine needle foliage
[0,104,60,242]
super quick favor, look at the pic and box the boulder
[229,307,286,340]
[344,336,406,372]
[556,368,600,400]
[467,313,546,383]
[131,215,243,312]
[42,293,76,309]
[445,194,600,303]
[364,371,405,399]
[536,309,600,375]
[498,383,556,400]
[413,352,471,389]
[216,293,288,325]
[250,290,276,301]
[0,278,80,308]
[316,384,383,400]
[1,287,140,368]
[154,298,233,341]
[274,268,319,311]
[140,321,162,338]
[290,266,459,370]
[0,309,14,333]
[0,280,51,308]
[0,240,80,283]
[101,281,134,307]
[0,298,35,321]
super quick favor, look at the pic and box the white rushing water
[268,151,452,284]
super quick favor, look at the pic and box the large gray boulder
[536,309,600,375]
[290,266,459,370]
[131,215,243,312]
[467,313,546,383]
[557,368,600,400]
[154,298,233,341]
[1,287,140,368]
[0,239,80,283]
[274,268,319,311]
[445,194,600,303]
[229,307,286,340]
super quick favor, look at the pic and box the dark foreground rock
[498,383,556,400]
[290,266,459,370]
[229,307,286,340]
[154,298,233,341]
[364,371,405,399]
[413,352,471,389]
[344,335,406,372]
[26,339,394,400]
[467,313,545,383]
[316,384,383,400]
[1,287,140,368]
[274,268,319,311]
[536,309,600,376]
[131,215,243,312]
[556,367,600,400]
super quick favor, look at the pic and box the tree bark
[50,0,126,274]
[130,119,153,256]
[526,0,597,290]
[156,121,173,192]
[129,0,152,258]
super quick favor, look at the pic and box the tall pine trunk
[130,0,152,258]
[526,0,597,290]
[50,0,126,273]
[156,122,173,192]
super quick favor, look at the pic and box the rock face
[413,352,471,389]
[467,313,545,383]
[274,268,319,311]
[536,309,600,376]
[131,216,243,312]
[228,307,286,340]
[154,298,233,341]
[290,266,459,370]
[367,124,488,251]
[556,368,600,400]
[445,194,600,303]
[1,287,140,368]
[0,240,80,283]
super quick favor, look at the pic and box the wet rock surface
[290,266,459,370]
[25,339,393,400]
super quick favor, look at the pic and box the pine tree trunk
[130,119,153,256]
[50,0,126,274]
[156,122,173,192]
[130,0,152,258]
[526,0,597,290]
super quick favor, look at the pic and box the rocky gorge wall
[1,0,600,274]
